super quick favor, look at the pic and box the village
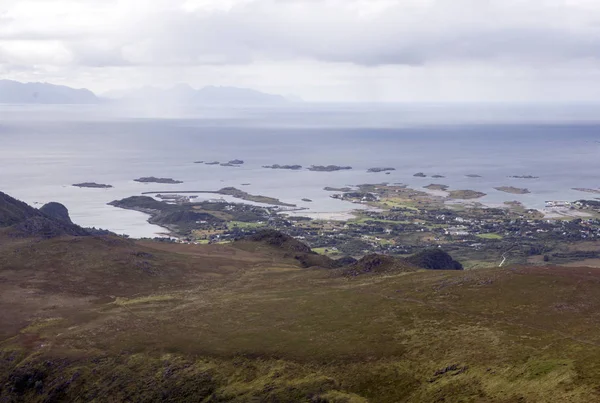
[133,183,600,268]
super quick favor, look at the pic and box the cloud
[2,0,600,68]
[3,0,600,101]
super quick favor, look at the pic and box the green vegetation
[477,233,503,240]
[2,229,600,401]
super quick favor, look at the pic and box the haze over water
[2,103,600,238]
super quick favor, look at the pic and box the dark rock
[39,202,72,224]
[406,249,463,270]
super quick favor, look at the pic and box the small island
[448,190,487,199]
[413,172,427,178]
[495,186,530,195]
[431,175,445,178]
[263,164,303,170]
[205,162,220,165]
[302,198,313,202]
[324,187,353,192]
[509,175,539,179]
[228,159,244,165]
[193,161,204,164]
[220,163,239,167]
[309,165,352,172]
[424,184,449,191]
[573,188,600,194]
[368,167,396,173]
[466,174,482,178]
[72,182,113,189]
[134,177,183,184]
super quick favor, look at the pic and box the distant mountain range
[0,80,99,104]
[105,84,289,106]
[0,80,292,105]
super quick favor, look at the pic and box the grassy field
[477,233,504,240]
[2,233,600,401]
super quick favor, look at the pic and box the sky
[1,0,600,102]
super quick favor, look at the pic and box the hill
[0,80,98,104]
[2,194,600,401]
[0,191,90,237]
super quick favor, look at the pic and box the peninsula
[140,187,296,207]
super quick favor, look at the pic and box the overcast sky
[2,0,600,102]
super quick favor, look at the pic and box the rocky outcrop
[406,249,463,270]
[39,202,73,224]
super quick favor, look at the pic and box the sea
[1,103,600,238]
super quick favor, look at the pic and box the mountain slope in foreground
[1,193,600,402]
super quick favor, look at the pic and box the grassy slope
[2,235,600,401]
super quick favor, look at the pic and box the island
[228,159,244,165]
[72,182,113,189]
[220,163,239,167]
[466,174,482,178]
[324,187,353,192]
[262,164,303,170]
[205,162,220,165]
[572,188,600,194]
[309,165,352,172]
[140,187,296,207]
[495,186,530,195]
[448,190,487,199]
[193,161,204,164]
[424,184,449,191]
[431,175,445,178]
[413,172,427,178]
[509,175,539,179]
[368,167,396,173]
[302,198,313,202]
[134,177,184,184]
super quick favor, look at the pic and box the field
[2,233,600,401]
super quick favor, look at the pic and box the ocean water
[1,104,600,238]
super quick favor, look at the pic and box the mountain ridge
[0,80,292,105]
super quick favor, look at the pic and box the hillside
[0,191,92,238]
[0,80,98,104]
[2,193,600,401]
